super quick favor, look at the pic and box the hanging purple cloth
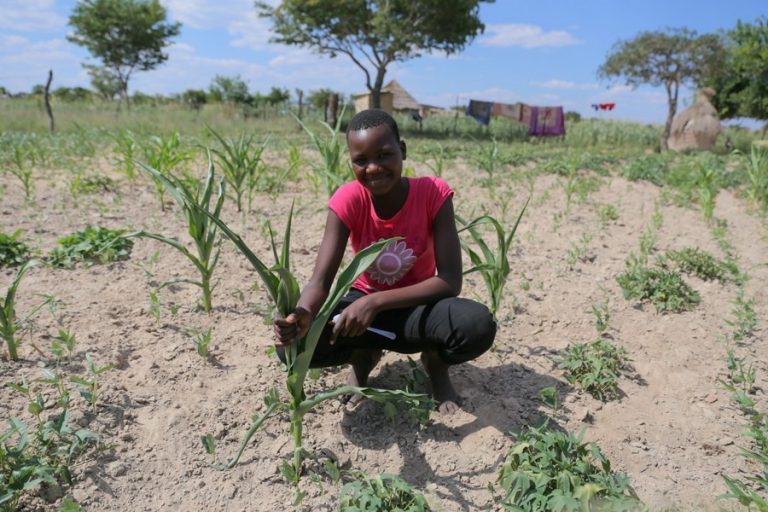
[528,106,565,136]
[465,99,492,125]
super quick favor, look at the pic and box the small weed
[566,232,593,270]
[591,299,610,334]
[597,203,620,225]
[70,353,116,412]
[47,226,133,268]
[727,289,757,341]
[538,386,559,415]
[494,424,643,510]
[340,472,430,511]
[49,328,77,364]
[0,230,31,267]
[617,267,700,313]
[3,369,102,510]
[558,338,629,401]
[658,247,737,282]
[2,260,52,361]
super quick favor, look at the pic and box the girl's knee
[441,298,496,363]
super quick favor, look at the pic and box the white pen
[331,314,396,340]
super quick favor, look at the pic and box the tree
[706,17,768,123]
[256,0,492,108]
[598,28,726,150]
[209,75,251,105]
[67,0,181,110]
[86,65,122,101]
[182,89,207,111]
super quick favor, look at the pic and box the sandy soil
[1,151,767,511]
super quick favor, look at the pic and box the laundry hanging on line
[467,100,564,137]
[591,102,616,111]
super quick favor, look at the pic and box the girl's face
[347,124,406,197]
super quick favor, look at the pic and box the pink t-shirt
[328,176,454,293]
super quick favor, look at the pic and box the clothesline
[465,100,565,137]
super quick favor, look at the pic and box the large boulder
[668,88,722,151]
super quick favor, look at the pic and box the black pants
[279,289,496,368]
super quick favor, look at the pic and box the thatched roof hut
[668,88,722,151]
[353,80,445,118]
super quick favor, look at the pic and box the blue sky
[0,0,764,126]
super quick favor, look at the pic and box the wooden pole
[44,70,54,132]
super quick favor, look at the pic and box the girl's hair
[347,109,401,141]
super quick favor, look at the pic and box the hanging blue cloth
[465,100,493,125]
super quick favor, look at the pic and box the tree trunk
[43,70,54,133]
[296,89,303,120]
[661,81,679,151]
[329,93,339,128]
[322,97,329,123]
[370,66,387,109]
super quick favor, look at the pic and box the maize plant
[293,110,349,197]
[457,198,529,318]
[208,128,268,212]
[1,260,51,361]
[127,150,224,312]
[201,204,431,481]
[142,132,191,211]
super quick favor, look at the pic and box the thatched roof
[382,80,421,112]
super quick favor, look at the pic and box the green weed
[47,226,133,268]
[744,146,768,213]
[49,329,77,365]
[658,247,737,282]
[596,203,620,226]
[69,353,116,413]
[558,339,629,401]
[2,370,100,511]
[340,472,430,512]
[566,232,594,270]
[591,299,610,334]
[0,230,31,267]
[727,289,758,341]
[616,267,700,313]
[494,424,644,510]
[9,144,35,200]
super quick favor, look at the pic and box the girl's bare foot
[344,349,382,405]
[420,350,460,414]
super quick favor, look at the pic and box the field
[1,101,767,511]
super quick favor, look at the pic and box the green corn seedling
[457,198,529,317]
[423,143,446,177]
[200,204,431,481]
[293,111,349,197]
[141,131,191,211]
[110,129,138,183]
[190,327,212,363]
[10,145,35,200]
[1,260,52,361]
[209,127,267,212]
[745,146,768,213]
[127,151,225,312]
[694,159,718,222]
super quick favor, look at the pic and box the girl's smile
[347,124,407,198]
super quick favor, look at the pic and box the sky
[0,0,764,126]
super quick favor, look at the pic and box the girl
[274,109,496,414]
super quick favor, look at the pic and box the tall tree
[598,28,725,150]
[256,0,493,108]
[705,17,768,123]
[208,75,251,105]
[67,0,181,110]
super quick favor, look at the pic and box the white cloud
[0,0,66,31]
[481,24,581,48]
[532,79,599,90]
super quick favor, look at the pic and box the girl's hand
[331,295,379,343]
[273,307,312,347]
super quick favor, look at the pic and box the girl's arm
[274,209,349,346]
[332,197,462,339]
